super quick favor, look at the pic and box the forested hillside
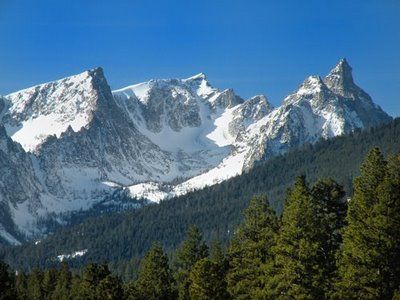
[1,118,399,275]
[1,147,399,299]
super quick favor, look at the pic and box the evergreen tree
[134,242,175,300]
[124,281,141,300]
[3,119,400,274]
[311,178,346,293]
[336,149,400,299]
[68,275,83,300]
[174,225,208,300]
[210,239,228,278]
[189,258,228,300]
[52,262,72,300]
[394,288,400,300]
[27,268,44,300]
[122,256,141,281]
[226,195,279,299]
[77,263,114,299]
[266,176,325,299]
[377,155,400,296]
[42,268,58,299]
[210,239,225,263]
[0,261,16,300]
[97,273,124,300]
[15,272,28,300]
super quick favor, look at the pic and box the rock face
[0,59,391,244]
[0,124,43,244]
[3,70,100,152]
[323,58,390,127]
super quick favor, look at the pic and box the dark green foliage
[0,261,15,299]
[110,256,141,282]
[266,176,326,299]
[311,178,347,293]
[227,195,278,299]
[97,273,124,300]
[42,268,58,299]
[133,242,175,300]
[27,268,44,300]
[68,275,83,299]
[209,239,228,279]
[15,272,28,300]
[189,258,228,300]
[394,288,400,300]
[2,120,400,273]
[0,146,399,299]
[52,262,72,300]
[124,282,141,300]
[173,226,208,299]
[335,149,400,299]
[74,263,123,299]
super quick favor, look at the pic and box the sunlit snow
[57,249,88,262]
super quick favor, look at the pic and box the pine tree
[336,149,400,299]
[226,195,279,299]
[0,260,16,300]
[27,268,44,300]
[42,268,57,299]
[52,262,72,300]
[376,155,400,296]
[394,288,400,300]
[124,281,141,300]
[78,263,113,299]
[266,176,325,299]
[209,239,228,279]
[68,275,83,300]
[311,178,346,293]
[15,272,28,300]
[134,242,176,300]
[174,225,208,300]
[97,273,124,300]
[189,258,228,300]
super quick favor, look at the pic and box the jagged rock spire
[324,58,356,96]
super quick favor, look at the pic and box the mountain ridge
[2,118,399,271]
[0,59,392,245]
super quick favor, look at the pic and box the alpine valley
[0,59,391,245]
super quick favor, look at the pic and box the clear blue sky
[0,0,399,116]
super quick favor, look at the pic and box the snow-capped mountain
[0,59,391,244]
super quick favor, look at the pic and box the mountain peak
[0,62,392,244]
[90,66,104,73]
[183,72,207,82]
[3,68,112,152]
[324,58,355,94]
[296,75,325,95]
[87,67,106,81]
[246,94,274,113]
[330,58,352,77]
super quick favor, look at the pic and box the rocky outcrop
[0,59,391,244]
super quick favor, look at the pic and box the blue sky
[0,0,399,116]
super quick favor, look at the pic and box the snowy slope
[0,59,391,244]
[123,59,391,200]
[3,71,99,152]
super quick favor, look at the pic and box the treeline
[1,147,400,299]
[2,119,400,273]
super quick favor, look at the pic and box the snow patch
[206,107,237,147]
[297,76,323,96]
[4,70,97,152]
[128,182,170,203]
[113,81,152,104]
[57,249,88,262]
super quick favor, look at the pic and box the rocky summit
[0,59,391,244]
